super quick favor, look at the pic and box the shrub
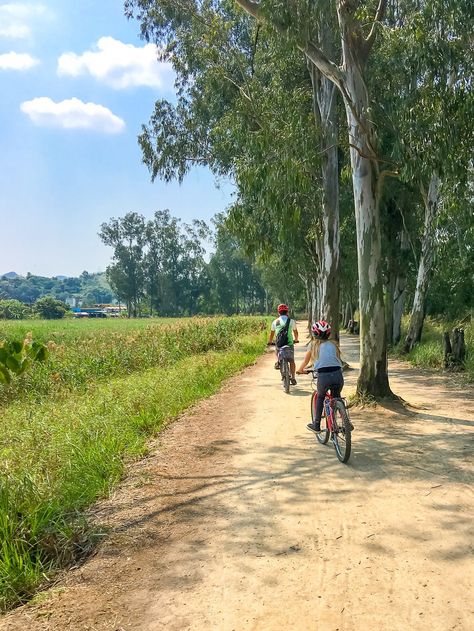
[0,299,30,320]
[34,296,69,319]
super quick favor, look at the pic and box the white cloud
[0,3,51,39]
[0,24,30,38]
[57,36,174,90]
[0,51,39,70]
[20,97,125,134]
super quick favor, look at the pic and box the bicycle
[269,342,298,394]
[304,370,352,463]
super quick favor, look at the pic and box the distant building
[65,296,82,308]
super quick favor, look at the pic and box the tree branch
[301,41,345,90]
[234,0,344,88]
[234,0,261,20]
[365,0,387,53]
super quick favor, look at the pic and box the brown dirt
[1,333,473,631]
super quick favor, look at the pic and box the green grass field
[0,316,268,610]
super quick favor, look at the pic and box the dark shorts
[317,368,344,396]
[278,346,295,361]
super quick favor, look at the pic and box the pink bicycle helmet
[311,320,331,339]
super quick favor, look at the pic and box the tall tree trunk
[338,9,391,396]
[392,228,409,344]
[308,32,340,340]
[404,172,441,352]
[310,277,318,325]
[385,272,396,347]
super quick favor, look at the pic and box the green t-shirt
[272,316,296,346]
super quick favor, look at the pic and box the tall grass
[0,316,266,406]
[0,317,268,610]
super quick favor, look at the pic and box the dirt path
[2,334,473,631]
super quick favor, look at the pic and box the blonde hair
[310,338,341,362]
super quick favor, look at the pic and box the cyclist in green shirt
[268,304,299,385]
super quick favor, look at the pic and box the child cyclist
[268,304,299,385]
[296,320,343,432]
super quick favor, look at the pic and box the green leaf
[6,356,21,374]
[0,365,11,384]
[10,341,23,354]
[17,358,32,375]
[34,346,48,362]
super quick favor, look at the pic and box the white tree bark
[404,171,441,352]
[308,49,340,338]
[337,5,390,395]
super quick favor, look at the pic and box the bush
[34,296,69,319]
[0,299,30,320]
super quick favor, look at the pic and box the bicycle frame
[312,378,336,434]
[307,369,352,463]
[279,349,291,393]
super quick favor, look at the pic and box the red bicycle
[305,370,352,463]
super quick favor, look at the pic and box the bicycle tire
[283,359,290,393]
[312,391,329,444]
[332,399,352,463]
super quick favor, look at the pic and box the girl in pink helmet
[297,320,343,432]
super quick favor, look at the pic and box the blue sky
[0,1,233,277]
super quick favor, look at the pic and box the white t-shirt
[271,315,297,331]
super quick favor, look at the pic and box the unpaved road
[1,334,473,631]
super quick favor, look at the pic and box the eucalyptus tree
[370,0,474,351]
[99,212,147,317]
[145,209,182,315]
[144,210,211,315]
[208,215,267,314]
[231,0,396,396]
[426,193,474,319]
[126,0,339,333]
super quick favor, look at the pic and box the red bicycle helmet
[311,320,331,339]
[277,303,289,314]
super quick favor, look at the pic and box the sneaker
[290,378,297,385]
[307,422,321,432]
[274,361,280,370]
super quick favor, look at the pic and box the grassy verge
[392,318,473,381]
[0,328,267,611]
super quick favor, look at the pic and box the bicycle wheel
[282,359,290,393]
[332,399,352,463]
[311,392,329,444]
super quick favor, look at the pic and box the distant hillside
[0,272,116,306]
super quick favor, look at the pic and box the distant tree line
[0,272,115,307]
[99,210,301,317]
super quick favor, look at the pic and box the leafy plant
[34,296,69,320]
[0,337,48,384]
[0,299,31,320]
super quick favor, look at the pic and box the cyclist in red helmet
[297,320,343,431]
[268,304,299,385]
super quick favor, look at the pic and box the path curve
[1,333,473,631]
